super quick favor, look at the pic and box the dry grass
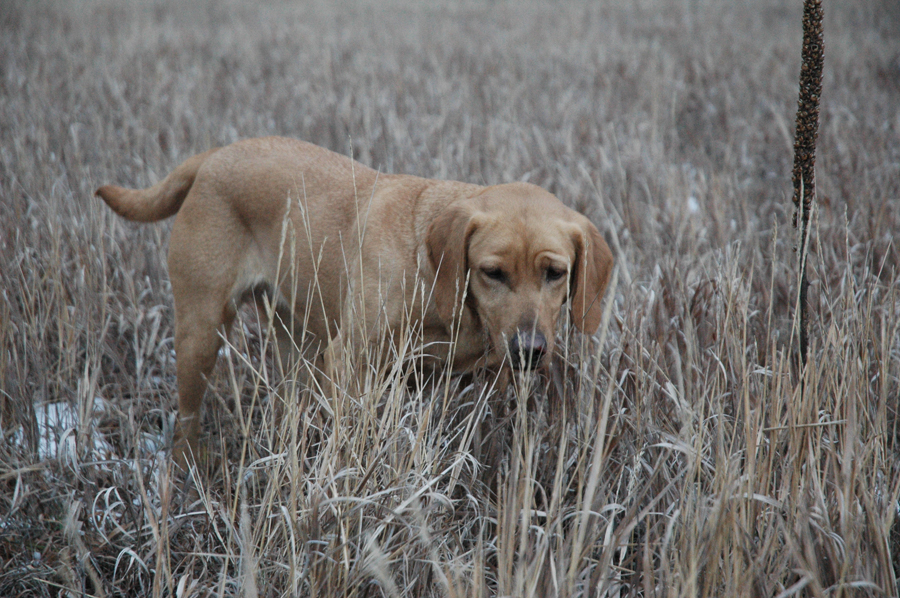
[2,0,899,596]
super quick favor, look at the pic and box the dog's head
[426,183,613,370]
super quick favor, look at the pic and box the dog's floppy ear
[426,202,481,323]
[569,216,614,334]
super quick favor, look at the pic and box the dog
[96,136,613,465]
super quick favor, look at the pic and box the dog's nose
[508,330,547,371]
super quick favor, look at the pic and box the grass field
[2,0,899,596]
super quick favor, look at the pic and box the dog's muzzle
[508,330,548,371]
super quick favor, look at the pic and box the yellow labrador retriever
[97,137,613,464]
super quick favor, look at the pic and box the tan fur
[96,136,613,465]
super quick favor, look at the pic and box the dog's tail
[95,148,220,222]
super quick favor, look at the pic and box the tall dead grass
[1,0,898,596]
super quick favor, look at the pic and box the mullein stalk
[791,0,824,369]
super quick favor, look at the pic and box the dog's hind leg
[167,215,243,468]
[171,294,237,468]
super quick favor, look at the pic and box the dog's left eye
[546,267,566,282]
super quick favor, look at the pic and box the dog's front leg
[321,331,345,400]
[321,329,370,399]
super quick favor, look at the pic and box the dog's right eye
[481,267,506,282]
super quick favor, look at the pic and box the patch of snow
[12,399,127,462]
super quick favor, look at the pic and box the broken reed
[791,0,824,368]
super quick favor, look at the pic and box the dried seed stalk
[791,0,824,368]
